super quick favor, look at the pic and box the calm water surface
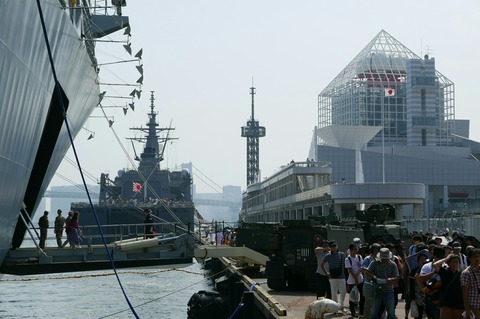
[0,261,211,318]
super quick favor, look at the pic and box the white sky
[50,0,480,193]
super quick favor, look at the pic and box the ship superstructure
[72,92,195,238]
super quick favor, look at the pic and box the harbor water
[0,260,210,318]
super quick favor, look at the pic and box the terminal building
[240,30,479,234]
[311,30,480,233]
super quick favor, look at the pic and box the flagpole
[382,92,385,184]
[144,181,147,202]
[381,88,395,184]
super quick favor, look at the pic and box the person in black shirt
[432,254,464,319]
[38,211,49,249]
[143,209,155,238]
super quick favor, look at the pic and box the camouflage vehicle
[236,204,410,291]
[264,219,364,291]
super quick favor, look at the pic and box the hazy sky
[50,0,480,194]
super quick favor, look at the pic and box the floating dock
[1,234,195,275]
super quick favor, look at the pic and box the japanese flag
[385,88,395,96]
[133,182,142,193]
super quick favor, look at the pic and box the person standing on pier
[216,229,224,245]
[54,209,65,248]
[461,248,480,319]
[362,243,381,318]
[322,241,347,313]
[66,211,82,249]
[38,211,49,249]
[365,247,399,319]
[315,240,332,299]
[346,243,365,318]
[61,211,73,248]
[144,209,155,239]
[432,253,464,319]
[417,246,445,319]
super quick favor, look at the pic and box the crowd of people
[94,197,194,208]
[37,208,170,249]
[37,209,83,249]
[204,227,237,246]
[315,233,480,319]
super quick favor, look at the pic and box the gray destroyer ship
[71,92,195,242]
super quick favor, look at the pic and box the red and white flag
[384,88,395,96]
[132,182,142,193]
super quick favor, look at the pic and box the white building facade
[314,30,480,234]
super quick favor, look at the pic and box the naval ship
[0,0,130,266]
[71,92,196,243]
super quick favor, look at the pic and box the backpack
[421,262,442,304]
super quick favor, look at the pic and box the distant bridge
[194,198,241,210]
[43,191,99,199]
[43,191,240,209]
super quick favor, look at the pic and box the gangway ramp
[1,234,195,276]
[194,245,269,266]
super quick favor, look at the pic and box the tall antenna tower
[241,87,266,186]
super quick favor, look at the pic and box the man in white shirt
[346,243,364,317]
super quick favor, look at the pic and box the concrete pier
[212,256,409,319]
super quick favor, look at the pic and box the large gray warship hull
[0,0,128,265]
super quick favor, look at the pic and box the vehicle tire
[267,278,287,290]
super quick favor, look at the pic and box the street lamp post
[382,93,385,184]
[451,209,456,232]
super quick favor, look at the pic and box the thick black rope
[34,1,139,317]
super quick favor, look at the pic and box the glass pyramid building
[318,30,455,147]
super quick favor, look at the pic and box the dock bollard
[227,276,237,313]
[234,281,244,315]
[242,291,254,319]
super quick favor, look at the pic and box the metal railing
[21,222,190,248]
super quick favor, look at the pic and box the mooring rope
[97,267,228,318]
[0,267,205,282]
[35,1,139,318]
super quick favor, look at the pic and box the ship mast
[127,91,177,199]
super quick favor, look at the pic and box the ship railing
[72,200,195,208]
[22,222,190,248]
[81,222,190,244]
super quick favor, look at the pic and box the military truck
[356,204,410,252]
[264,219,364,291]
[234,222,279,258]
[236,203,410,291]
